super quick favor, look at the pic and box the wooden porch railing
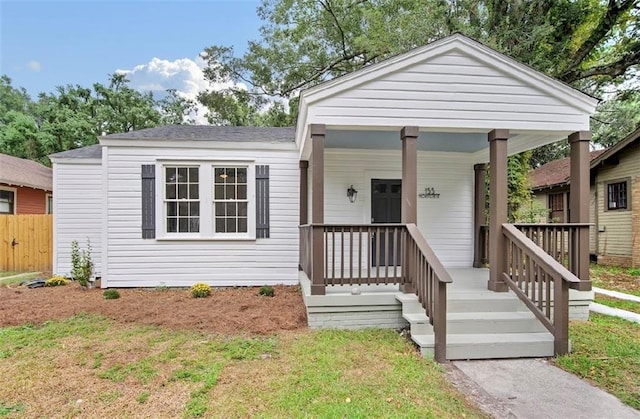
[501,224,591,355]
[477,223,590,273]
[299,223,451,362]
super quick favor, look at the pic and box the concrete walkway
[451,358,639,419]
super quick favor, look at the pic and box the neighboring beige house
[531,126,640,268]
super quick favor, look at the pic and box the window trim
[604,178,631,212]
[0,186,17,215]
[155,160,256,240]
[46,193,53,214]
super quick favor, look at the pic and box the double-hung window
[158,162,256,239]
[165,166,200,233]
[607,180,628,210]
[0,188,16,214]
[214,167,248,233]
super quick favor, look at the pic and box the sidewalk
[448,358,639,419]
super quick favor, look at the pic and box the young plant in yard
[70,239,94,287]
[103,290,120,300]
[258,285,275,297]
[190,283,211,298]
[45,275,69,287]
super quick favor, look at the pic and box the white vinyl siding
[104,146,299,287]
[321,149,473,268]
[53,162,103,277]
[308,52,589,133]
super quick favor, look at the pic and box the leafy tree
[0,73,195,164]
[200,0,640,125]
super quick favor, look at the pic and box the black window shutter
[141,165,156,239]
[256,165,270,238]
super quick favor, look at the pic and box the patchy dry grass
[556,314,640,410]
[0,315,483,418]
[591,264,640,297]
[0,272,43,286]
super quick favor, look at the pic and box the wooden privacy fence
[0,215,52,272]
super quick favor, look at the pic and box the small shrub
[45,275,69,287]
[71,239,94,287]
[190,283,211,298]
[103,290,120,300]
[258,285,275,297]
[628,268,640,277]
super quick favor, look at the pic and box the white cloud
[27,60,42,72]
[116,56,240,125]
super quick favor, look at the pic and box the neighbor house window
[0,188,16,214]
[548,193,565,222]
[165,166,200,233]
[46,194,53,214]
[607,181,628,210]
[213,167,248,233]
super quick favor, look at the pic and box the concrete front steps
[396,292,555,360]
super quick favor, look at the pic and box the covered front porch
[294,34,598,362]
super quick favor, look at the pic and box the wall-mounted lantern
[347,185,358,203]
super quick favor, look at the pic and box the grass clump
[103,290,120,300]
[190,283,211,298]
[258,285,275,297]
[556,314,640,409]
[628,268,640,277]
[45,276,69,287]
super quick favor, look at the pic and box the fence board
[0,215,52,272]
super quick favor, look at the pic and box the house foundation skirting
[299,272,408,330]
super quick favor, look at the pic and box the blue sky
[0,0,262,101]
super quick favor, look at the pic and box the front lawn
[555,314,640,410]
[591,264,640,297]
[594,295,640,315]
[0,315,483,418]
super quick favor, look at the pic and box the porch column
[310,124,325,295]
[401,126,418,224]
[488,129,509,292]
[299,161,308,225]
[569,131,591,281]
[473,163,487,268]
[400,126,418,293]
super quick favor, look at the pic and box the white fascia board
[49,158,102,165]
[301,34,598,115]
[98,138,297,151]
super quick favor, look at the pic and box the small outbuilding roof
[0,153,52,191]
[101,125,296,143]
[49,144,102,160]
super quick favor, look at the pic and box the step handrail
[405,224,452,362]
[501,223,591,355]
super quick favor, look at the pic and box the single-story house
[532,126,640,268]
[51,34,598,361]
[0,153,53,214]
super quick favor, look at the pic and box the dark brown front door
[371,179,401,265]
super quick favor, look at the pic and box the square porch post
[400,126,418,293]
[569,131,591,281]
[310,124,326,295]
[299,161,308,225]
[473,163,487,268]
[488,129,509,292]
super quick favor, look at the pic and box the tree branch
[561,47,640,83]
[561,0,636,77]
[319,0,348,59]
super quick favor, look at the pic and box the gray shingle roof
[101,125,296,142]
[49,144,102,160]
[0,154,52,191]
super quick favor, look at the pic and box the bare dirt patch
[0,284,307,334]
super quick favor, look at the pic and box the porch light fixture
[347,185,358,203]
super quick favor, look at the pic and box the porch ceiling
[319,128,573,162]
